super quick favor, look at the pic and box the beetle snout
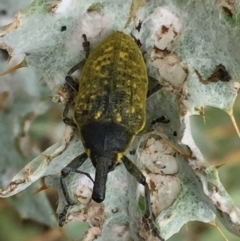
[92,158,110,203]
[92,193,105,203]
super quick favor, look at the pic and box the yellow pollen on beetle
[95,111,102,119]
[117,152,124,161]
[119,51,127,59]
[116,113,122,122]
[105,46,113,53]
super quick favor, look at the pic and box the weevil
[59,31,163,240]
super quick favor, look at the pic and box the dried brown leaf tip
[0,91,9,111]
[195,64,231,84]
[0,59,27,77]
[218,0,236,18]
[0,11,22,37]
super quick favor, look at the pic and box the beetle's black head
[81,120,133,203]
[90,153,116,203]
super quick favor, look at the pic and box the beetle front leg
[82,34,90,59]
[62,97,77,128]
[65,75,79,92]
[59,152,89,226]
[64,34,90,92]
[122,156,164,241]
[66,60,86,77]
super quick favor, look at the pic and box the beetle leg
[62,97,77,128]
[130,33,142,48]
[65,33,90,82]
[65,33,90,78]
[59,152,89,226]
[65,75,79,92]
[147,76,162,97]
[67,59,86,76]
[63,34,91,128]
[122,156,164,241]
[82,34,90,59]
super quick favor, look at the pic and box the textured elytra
[74,31,148,134]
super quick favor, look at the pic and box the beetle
[59,31,163,240]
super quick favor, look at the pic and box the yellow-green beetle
[60,31,162,240]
